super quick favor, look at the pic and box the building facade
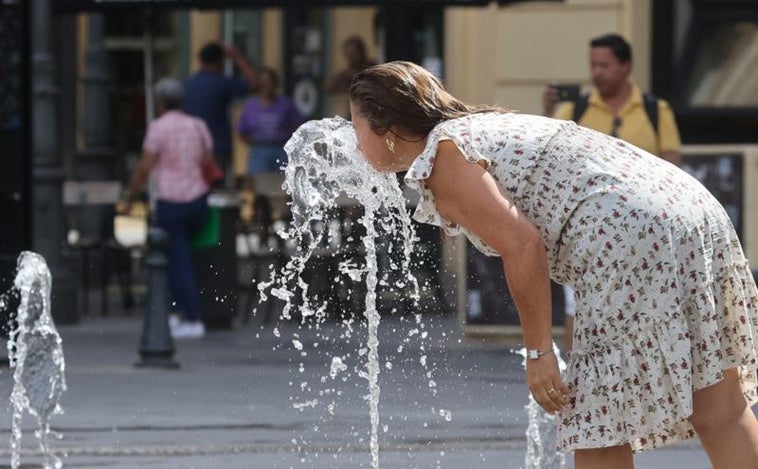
[17,0,757,323]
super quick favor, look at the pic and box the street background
[1,1,756,467]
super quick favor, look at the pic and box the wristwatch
[527,348,553,360]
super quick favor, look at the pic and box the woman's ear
[389,127,424,144]
[387,127,406,141]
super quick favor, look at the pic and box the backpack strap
[642,92,659,133]
[573,92,660,135]
[571,94,590,123]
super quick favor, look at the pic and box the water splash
[258,116,419,468]
[8,251,67,469]
[516,343,567,469]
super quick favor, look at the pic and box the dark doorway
[0,0,31,334]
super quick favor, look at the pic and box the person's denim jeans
[156,194,208,322]
[248,143,288,174]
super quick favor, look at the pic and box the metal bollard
[135,226,178,369]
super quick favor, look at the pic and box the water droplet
[330,356,347,379]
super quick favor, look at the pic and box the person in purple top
[237,68,304,174]
[183,42,259,182]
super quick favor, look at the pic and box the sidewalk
[0,306,708,468]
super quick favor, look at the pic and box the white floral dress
[404,112,758,453]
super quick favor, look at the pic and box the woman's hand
[116,199,132,215]
[222,44,241,61]
[526,351,571,414]
[116,190,133,215]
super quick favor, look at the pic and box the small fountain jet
[8,251,66,469]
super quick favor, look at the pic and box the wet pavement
[0,307,710,468]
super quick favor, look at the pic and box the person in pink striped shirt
[123,78,215,339]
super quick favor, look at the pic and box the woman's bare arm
[125,150,158,197]
[425,140,569,411]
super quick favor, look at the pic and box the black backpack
[571,92,659,134]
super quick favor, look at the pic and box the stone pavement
[0,308,710,468]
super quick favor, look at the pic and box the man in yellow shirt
[543,34,683,352]
[544,33,682,165]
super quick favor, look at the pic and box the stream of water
[258,116,419,468]
[518,344,567,469]
[8,251,66,469]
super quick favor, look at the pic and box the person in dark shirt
[325,36,376,118]
[183,42,259,183]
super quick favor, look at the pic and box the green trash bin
[192,191,240,330]
[191,205,220,249]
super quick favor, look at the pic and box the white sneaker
[168,314,181,331]
[171,321,205,339]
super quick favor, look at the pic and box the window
[681,21,758,109]
[229,10,263,76]
[101,11,183,151]
[653,0,758,143]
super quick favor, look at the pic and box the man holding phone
[543,33,681,166]
[543,34,682,353]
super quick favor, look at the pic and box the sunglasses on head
[611,116,622,137]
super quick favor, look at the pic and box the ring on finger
[547,388,556,395]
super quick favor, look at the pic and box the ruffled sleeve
[404,115,500,257]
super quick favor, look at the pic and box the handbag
[113,213,148,247]
[193,119,224,185]
[202,159,224,185]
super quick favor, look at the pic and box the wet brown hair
[349,61,507,138]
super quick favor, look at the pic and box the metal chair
[237,174,289,324]
[63,180,140,316]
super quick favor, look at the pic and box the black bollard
[135,226,179,369]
